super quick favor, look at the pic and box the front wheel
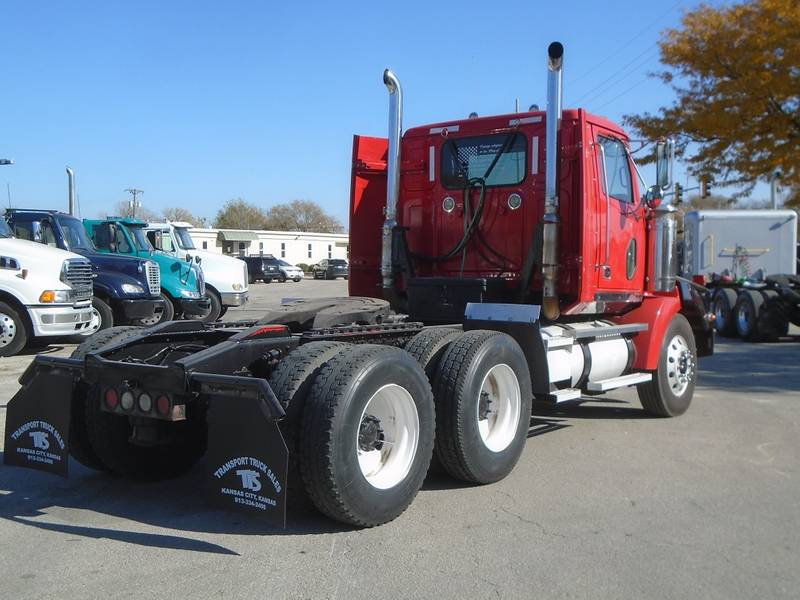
[185,291,221,323]
[298,344,435,527]
[0,301,28,357]
[135,293,174,326]
[432,330,532,484]
[637,314,697,417]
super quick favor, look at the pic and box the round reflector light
[104,388,119,409]
[138,392,153,413]
[156,395,171,416]
[120,390,135,411]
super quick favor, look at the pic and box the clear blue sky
[2,0,757,226]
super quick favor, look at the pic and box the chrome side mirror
[645,184,663,208]
[655,138,674,190]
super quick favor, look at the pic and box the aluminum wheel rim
[477,363,521,453]
[82,307,102,336]
[714,302,728,330]
[0,312,17,347]
[737,302,753,335]
[666,334,694,397]
[356,384,419,490]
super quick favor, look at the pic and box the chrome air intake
[382,69,403,293]
[541,42,563,320]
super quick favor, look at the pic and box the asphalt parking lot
[1,279,798,599]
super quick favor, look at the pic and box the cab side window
[13,221,33,241]
[41,221,58,247]
[598,137,633,203]
[114,228,131,253]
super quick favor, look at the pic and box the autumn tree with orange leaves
[624,0,799,205]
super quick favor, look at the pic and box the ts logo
[236,469,262,492]
[29,431,50,451]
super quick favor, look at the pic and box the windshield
[278,259,292,267]
[0,218,12,238]
[175,227,196,250]
[56,216,96,251]
[129,226,153,251]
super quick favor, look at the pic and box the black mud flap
[4,362,76,477]
[197,374,289,528]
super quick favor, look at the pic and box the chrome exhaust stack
[541,42,563,320]
[382,69,403,293]
[66,167,76,216]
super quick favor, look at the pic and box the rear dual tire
[297,344,435,527]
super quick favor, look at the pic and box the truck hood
[79,250,148,279]
[187,249,249,289]
[0,237,84,266]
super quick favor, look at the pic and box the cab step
[585,372,652,393]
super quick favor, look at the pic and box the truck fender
[612,293,681,371]
[91,269,145,299]
[0,288,34,334]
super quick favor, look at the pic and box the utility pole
[124,188,144,218]
[770,170,782,209]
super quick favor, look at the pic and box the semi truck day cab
[144,221,249,322]
[83,217,211,324]
[5,43,713,529]
[0,217,94,356]
[4,209,164,333]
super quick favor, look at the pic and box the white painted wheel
[665,334,694,397]
[356,383,420,490]
[476,363,521,453]
[81,306,103,336]
[0,311,18,348]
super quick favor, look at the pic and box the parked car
[240,255,282,283]
[312,258,349,280]
[276,259,304,282]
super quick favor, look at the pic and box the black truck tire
[432,330,532,485]
[757,290,789,341]
[638,314,697,417]
[404,327,462,378]
[92,297,114,333]
[735,289,764,342]
[201,290,222,323]
[267,341,346,507]
[713,288,738,337]
[0,301,28,357]
[136,293,174,326]
[69,326,143,471]
[298,344,435,527]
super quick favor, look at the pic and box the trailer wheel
[268,341,347,507]
[404,327,462,378]
[69,326,143,471]
[0,301,28,357]
[757,290,789,341]
[298,344,435,527]
[712,288,738,337]
[637,314,696,417]
[432,330,532,484]
[735,289,764,342]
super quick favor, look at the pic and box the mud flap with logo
[200,375,288,528]
[4,367,74,477]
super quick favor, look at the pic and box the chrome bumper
[220,291,249,307]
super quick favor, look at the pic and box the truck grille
[144,261,160,295]
[63,259,94,301]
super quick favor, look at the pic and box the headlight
[232,283,243,291]
[39,290,72,303]
[121,283,144,294]
[179,289,200,298]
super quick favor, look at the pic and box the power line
[575,45,660,106]
[124,188,144,218]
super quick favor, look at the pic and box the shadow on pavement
[699,339,800,393]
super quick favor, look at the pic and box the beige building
[188,228,349,265]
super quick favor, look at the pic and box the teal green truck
[83,217,210,323]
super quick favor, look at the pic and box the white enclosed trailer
[683,209,797,279]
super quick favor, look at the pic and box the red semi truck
[4,43,712,528]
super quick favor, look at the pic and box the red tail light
[156,394,171,416]
[692,275,706,285]
[104,388,119,409]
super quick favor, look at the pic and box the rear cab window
[441,133,527,189]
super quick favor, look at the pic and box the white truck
[144,221,249,321]
[0,217,95,356]
[683,209,799,341]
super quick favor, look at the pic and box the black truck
[5,209,164,332]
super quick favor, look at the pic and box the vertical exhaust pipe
[382,69,403,293]
[541,42,563,320]
[66,167,76,216]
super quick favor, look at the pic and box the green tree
[212,198,269,230]
[263,199,344,233]
[624,0,800,205]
